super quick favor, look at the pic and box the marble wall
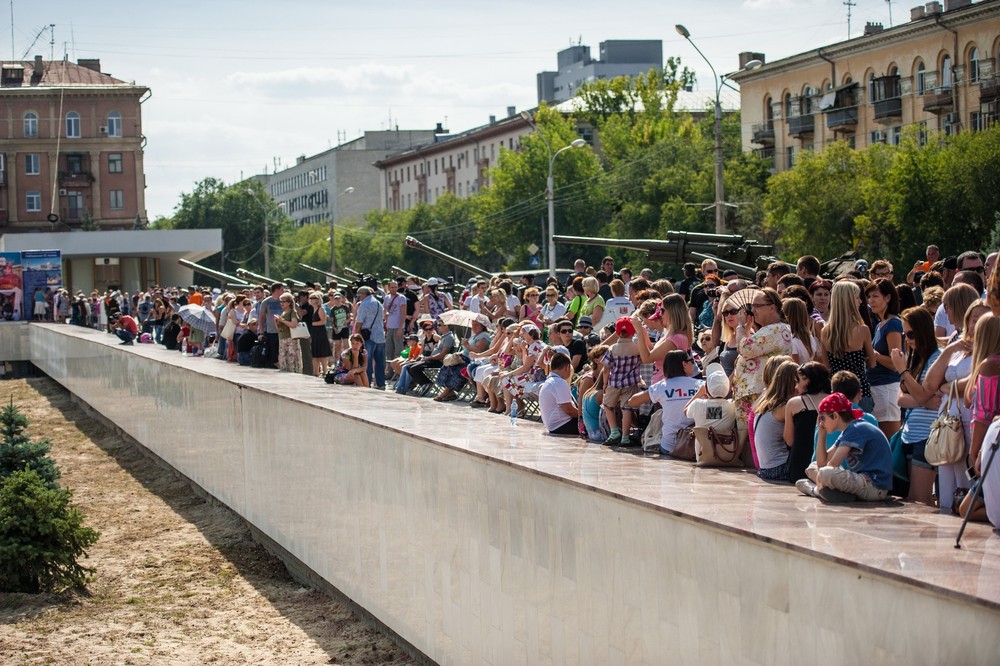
[27,325,1000,665]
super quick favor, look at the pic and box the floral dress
[501,340,546,399]
[731,322,793,408]
[277,310,302,373]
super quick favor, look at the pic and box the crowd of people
[71,245,1000,528]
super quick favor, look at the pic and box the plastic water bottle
[181,340,188,356]
[509,402,518,427]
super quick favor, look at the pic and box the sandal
[440,394,458,402]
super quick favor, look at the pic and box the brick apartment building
[0,56,149,230]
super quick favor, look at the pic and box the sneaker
[603,432,622,447]
[619,438,639,448]
[815,487,857,503]
[795,479,818,497]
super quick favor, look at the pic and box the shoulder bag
[290,322,310,340]
[925,382,966,466]
[221,318,237,340]
[670,427,697,461]
[694,426,745,467]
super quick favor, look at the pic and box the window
[23,112,38,138]
[108,153,123,173]
[66,111,80,138]
[26,191,41,212]
[110,190,124,210]
[107,111,122,137]
[66,154,84,174]
[916,62,926,94]
[25,154,40,175]
[0,154,4,172]
[784,93,792,117]
[802,87,815,115]
[968,48,980,83]
[941,55,952,89]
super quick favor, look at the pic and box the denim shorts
[903,438,934,470]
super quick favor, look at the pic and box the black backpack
[250,342,269,368]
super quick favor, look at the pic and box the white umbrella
[177,304,217,335]
[439,309,491,329]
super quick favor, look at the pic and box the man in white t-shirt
[685,364,737,431]
[539,353,580,435]
[465,280,487,314]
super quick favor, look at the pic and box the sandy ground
[0,377,414,666]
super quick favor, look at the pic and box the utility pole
[844,0,857,38]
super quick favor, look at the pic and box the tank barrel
[178,259,253,288]
[391,265,426,282]
[235,267,273,284]
[404,236,492,279]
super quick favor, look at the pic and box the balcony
[751,122,775,145]
[980,76,1000,104]
[873,97,902,122]
[922,89,954,114]
[787,114,815,137]
[58,171,93,188]
[826,107,859,131]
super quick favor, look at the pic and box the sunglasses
[969,266,985,273]
[421,325,434,330]
[722,309,741,317]
[904,330,916,339]
[558,328,573,334]
[750,301,772,310]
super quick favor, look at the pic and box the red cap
[817,392,864,419]
[615,316,636,338]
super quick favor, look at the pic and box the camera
[705,287,719,299]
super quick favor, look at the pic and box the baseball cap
[818,392,864,419]
[705,368,730,398]
[426,277,440,286]
[614,316,635,338]
[577,316,593,328]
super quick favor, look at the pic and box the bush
[0,399,59,487]
[0,466,100,593]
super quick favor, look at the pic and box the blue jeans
[114,329,136,344]
[365,340,385,388]
[395,366,412,394]
[153,324,164,344]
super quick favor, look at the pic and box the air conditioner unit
[99,126,108,134]
[872,130,886,143]
[944,112,958,125]
[58,188,67,196]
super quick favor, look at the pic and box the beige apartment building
[0,56,148,230]
[730,0,1000,171]
[375,113,530,212]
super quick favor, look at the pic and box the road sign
[529,255,540,268]
[527,243,539,255]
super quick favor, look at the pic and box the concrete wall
[24,324,1000,665]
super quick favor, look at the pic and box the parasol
[177,304,217,335]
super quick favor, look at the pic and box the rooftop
[0,57,138,89]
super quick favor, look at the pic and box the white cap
[706,370,730,398]
[426,277,440,286]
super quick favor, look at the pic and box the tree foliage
[0,399,58,488]
[0,467,99,593]
[764,126,1000,265]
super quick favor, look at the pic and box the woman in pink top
[631,294,693,384]
[968,314,1000,477]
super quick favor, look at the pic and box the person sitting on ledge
[110,312,138,345]
[796,392,893,503]
[538,353,580,435]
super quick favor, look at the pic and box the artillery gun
[403,236,493,281]
[178,259,254,290]
[552,231,775,280]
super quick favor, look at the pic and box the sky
[16,0,904,220]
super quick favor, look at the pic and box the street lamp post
[547,140,586,279]
[246,189,280,277]
[676,24,761,234]
[329,186,355,274]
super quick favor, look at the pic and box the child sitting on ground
[539,353,581,435]
[602,317,643,446]
[797,392,893,503]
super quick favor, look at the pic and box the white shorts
[870,382,901,423]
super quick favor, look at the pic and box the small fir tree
[0,467,99,592]
[0,398,59,487]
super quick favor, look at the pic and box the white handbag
[290,322,310,340]
[924,382,966,466]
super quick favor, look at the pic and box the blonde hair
[762,354,793,386]
[942,284,980,333]
[921,286,945,312]
[754,361,799,415]
[962,300,990,345]
[582,276,599,296]
[967,314,1000,402]
[718,292,738,343]
[824,281,863,356]
[782,298,814,359]
[662,293,694,347]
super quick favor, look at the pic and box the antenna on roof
[844,0,857,38]
[9,0,14,61]
[886,0,893,27]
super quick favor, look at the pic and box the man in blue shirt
[797,392,893,503]
[354,286,385,390]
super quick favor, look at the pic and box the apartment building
[0,56,149,230]
[729,0,1000,171]
[374,113,531,212]
[259,130,436,227]
[537,40,663,104]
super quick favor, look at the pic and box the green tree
[0,467,99,593]
[0,399,58,488]
[159,179,293,281]
[473,105,608,271]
